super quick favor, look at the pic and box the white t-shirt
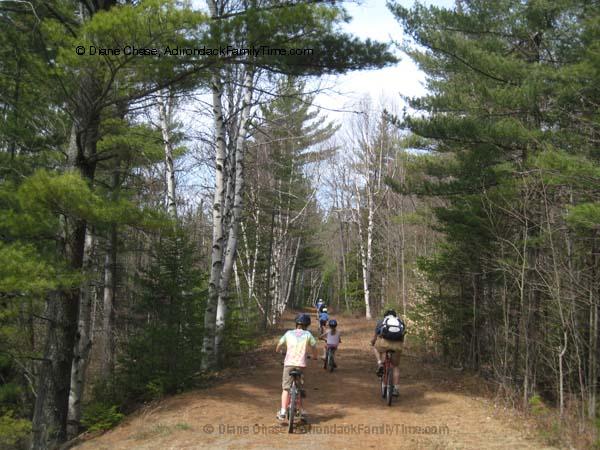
[325,330,341,346]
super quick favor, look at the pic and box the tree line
[392,0,600,427]
[0,1,392,448]
[2,0,600,448]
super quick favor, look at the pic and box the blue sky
[180,1,457,203]
[314,0,456,119]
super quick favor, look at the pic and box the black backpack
[380,315,405,341]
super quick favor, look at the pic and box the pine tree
[389,0,600,418]
[119,227,205,401]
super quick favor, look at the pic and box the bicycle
[286,368,304,433]
[324,345,336,372]
[379,350,398,406]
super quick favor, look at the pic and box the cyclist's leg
[390,349,402,394]
[371,345,382,363]
[298,370,306,417]
[281,390,289,410]
[331,345,338,367]
[281,366,292,413]
[373,338,385,375]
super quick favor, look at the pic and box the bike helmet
[322,307,328,313]
[383,309,397,317]
[328,319,337,327]
[295,313,311,326]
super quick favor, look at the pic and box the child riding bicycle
[275,313,318,421]
[318,308,329,333]
[319,319,341,366]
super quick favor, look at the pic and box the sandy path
[75,314,552,449]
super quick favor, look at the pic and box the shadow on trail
[73,311,546,450]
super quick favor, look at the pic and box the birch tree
[158,90,179,219]
[201,0,394,367]
[347,101,395,319]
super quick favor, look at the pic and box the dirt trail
[75,314,553,449]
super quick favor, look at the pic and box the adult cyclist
[275,313,318,421]
[315,298,325,314]
[370,309,405,396]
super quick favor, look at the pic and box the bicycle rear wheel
[328,350,334,372]
[288,383,297,433]
[386,366,393,406]
[380,369,387,399]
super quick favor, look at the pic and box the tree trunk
[264,208,276,328]
[202,70,227,371]
[283,238,301,313]
[67,228,96,439]
[158,90,177,219]
[337,211,350,313]
[100,224,117,378]
[32,110,100,449]
[32,289,78,449]
[356,185,374,320]
[399,192,407,317]
[559,330,567,417]
[588,233,598,419]
[213,68,254,365]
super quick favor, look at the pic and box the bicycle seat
[289,369,303,377]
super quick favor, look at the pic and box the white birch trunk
[67,228,95,439]
[239,218,261,312]
[365,192,374,317]
[233,260,244,312]
[281,238,301,314]
[214,68,254,360]
[201,68,227,370]
[355,185,372,319]
[559,331,567,417]
[158,90,177,218]
[100,225,117,378]
[272,241,282,324]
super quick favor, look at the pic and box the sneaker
[392,387,400,397]
[276,409,286,421]
[376,365,384,377]
[300,410,308,421]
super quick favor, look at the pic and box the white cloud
[313,0,455,121]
